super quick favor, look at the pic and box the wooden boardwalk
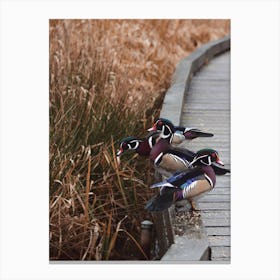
[180,51,230,261]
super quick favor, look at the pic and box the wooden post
[151,212,169,258]
[140,220,153,259]
[151,170,175,259]
[164,209,175,245]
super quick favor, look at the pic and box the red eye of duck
[213,152,224,165]
[122,143,128,149]
[156,120,163,128]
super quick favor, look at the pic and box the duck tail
[184,129,214,139]
[212,164,230,175]
[145,188,178,212]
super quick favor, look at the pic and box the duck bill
[116,148,123,156]
[216,159,224,166]
[147,124,157,132]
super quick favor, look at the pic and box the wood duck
[116,135,230,176]
[147,118,213,144]
[145,148,224,212]
[116,132,158,157]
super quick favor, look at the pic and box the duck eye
[157,120,163,128]
[122,143,128,150]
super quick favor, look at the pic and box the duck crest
[158,118,175,131]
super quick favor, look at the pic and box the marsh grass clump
[49,19,229,260]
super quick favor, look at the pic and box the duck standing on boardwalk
[145,149,224,212]
[147,118,219,178]
[147,118,214,145]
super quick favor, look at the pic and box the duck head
[190,148,224,166]
[147,118,175,142]
[116,136,140,156]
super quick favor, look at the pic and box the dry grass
[49,19,230,260]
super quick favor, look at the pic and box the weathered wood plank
[198,202,230,210]
[211,246,230,260]
[202,218,230,227]
[201,210,230,218]
[205,227,231,236]
[199,194,230,202]
[209,236,230,247]
[208,188,230,195]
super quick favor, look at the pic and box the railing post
[140,220,153,259]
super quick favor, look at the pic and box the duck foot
[189,201,201,213]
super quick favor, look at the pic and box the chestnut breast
[149,139,170,162]
[137,140,152,156]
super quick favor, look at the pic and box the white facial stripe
[170,133,174,143]
[189,154,210,166]
[201,156,212,166]
[127,140,139,150]
[166,125,172,136]
[160,124,172,139]
[130,140,139,149]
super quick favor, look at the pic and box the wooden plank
[211,246,230,260]
[201,210,230,219]
[202,218,230,227]
[205,227,231,236]
[198,202,230,210]
[216,179,231,185]
[209,236,230,247]
[213,184,231,189]
[210,188,231,195]
[199,194,230,202]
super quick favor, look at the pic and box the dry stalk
[85,152,91,225]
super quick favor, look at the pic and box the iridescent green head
[147,118,175,142]
[192,148,224,166]
[116,136,140,156]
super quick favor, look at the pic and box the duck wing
[175,126,214,139]
[166,166,205,187]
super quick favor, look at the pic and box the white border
[1,0,279,279]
